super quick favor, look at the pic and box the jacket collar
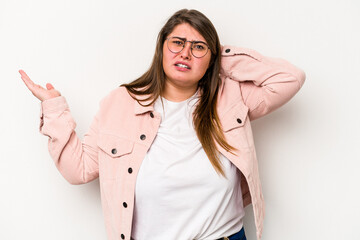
[133,89,202,115]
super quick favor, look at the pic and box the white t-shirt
[131,93,245,240]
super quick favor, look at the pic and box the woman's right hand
[19,69,61,101]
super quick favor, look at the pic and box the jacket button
[140,134,146,140]
[150,112,154,118]
[111,148,117,154]
[128,167,133,174]
[237,118,242,124]
[225,48,231,53]
[121,234,125,239]
[123,202,128,208]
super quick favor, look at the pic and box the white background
[1,0,359,239]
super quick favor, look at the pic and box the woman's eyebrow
[172,36,187,41]
[171,36,207,43]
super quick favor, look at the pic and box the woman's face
[162,23,211,94]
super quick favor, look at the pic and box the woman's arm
[220,46,306,120]
[39,96,100,184]
[20,70,99,184]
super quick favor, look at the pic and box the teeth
[176,64,190,69]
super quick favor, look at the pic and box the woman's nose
[180,42,192,59]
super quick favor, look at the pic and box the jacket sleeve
[39,96,101,185]
[220,45,306,120]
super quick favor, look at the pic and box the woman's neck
[162,83,198,102]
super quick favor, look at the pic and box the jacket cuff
[41,96,68,114]
[39,96,68,131]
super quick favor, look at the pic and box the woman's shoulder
[103,86,133,101]
[220,45,262,59]
[219,45,264,79]
[98,86,136,109]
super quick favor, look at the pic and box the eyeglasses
[166,36,210,58]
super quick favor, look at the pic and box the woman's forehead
[168,23,207,43]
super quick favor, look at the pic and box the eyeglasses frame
[166,36,210,58]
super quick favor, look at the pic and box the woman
[20,9,305,240]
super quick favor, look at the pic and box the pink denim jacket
[39,46,305,240]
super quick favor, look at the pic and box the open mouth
[175,63,191,69]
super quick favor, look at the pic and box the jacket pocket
[98,133,134,157]
[97,133,134,180]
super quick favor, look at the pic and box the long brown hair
[122,9,235,177]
